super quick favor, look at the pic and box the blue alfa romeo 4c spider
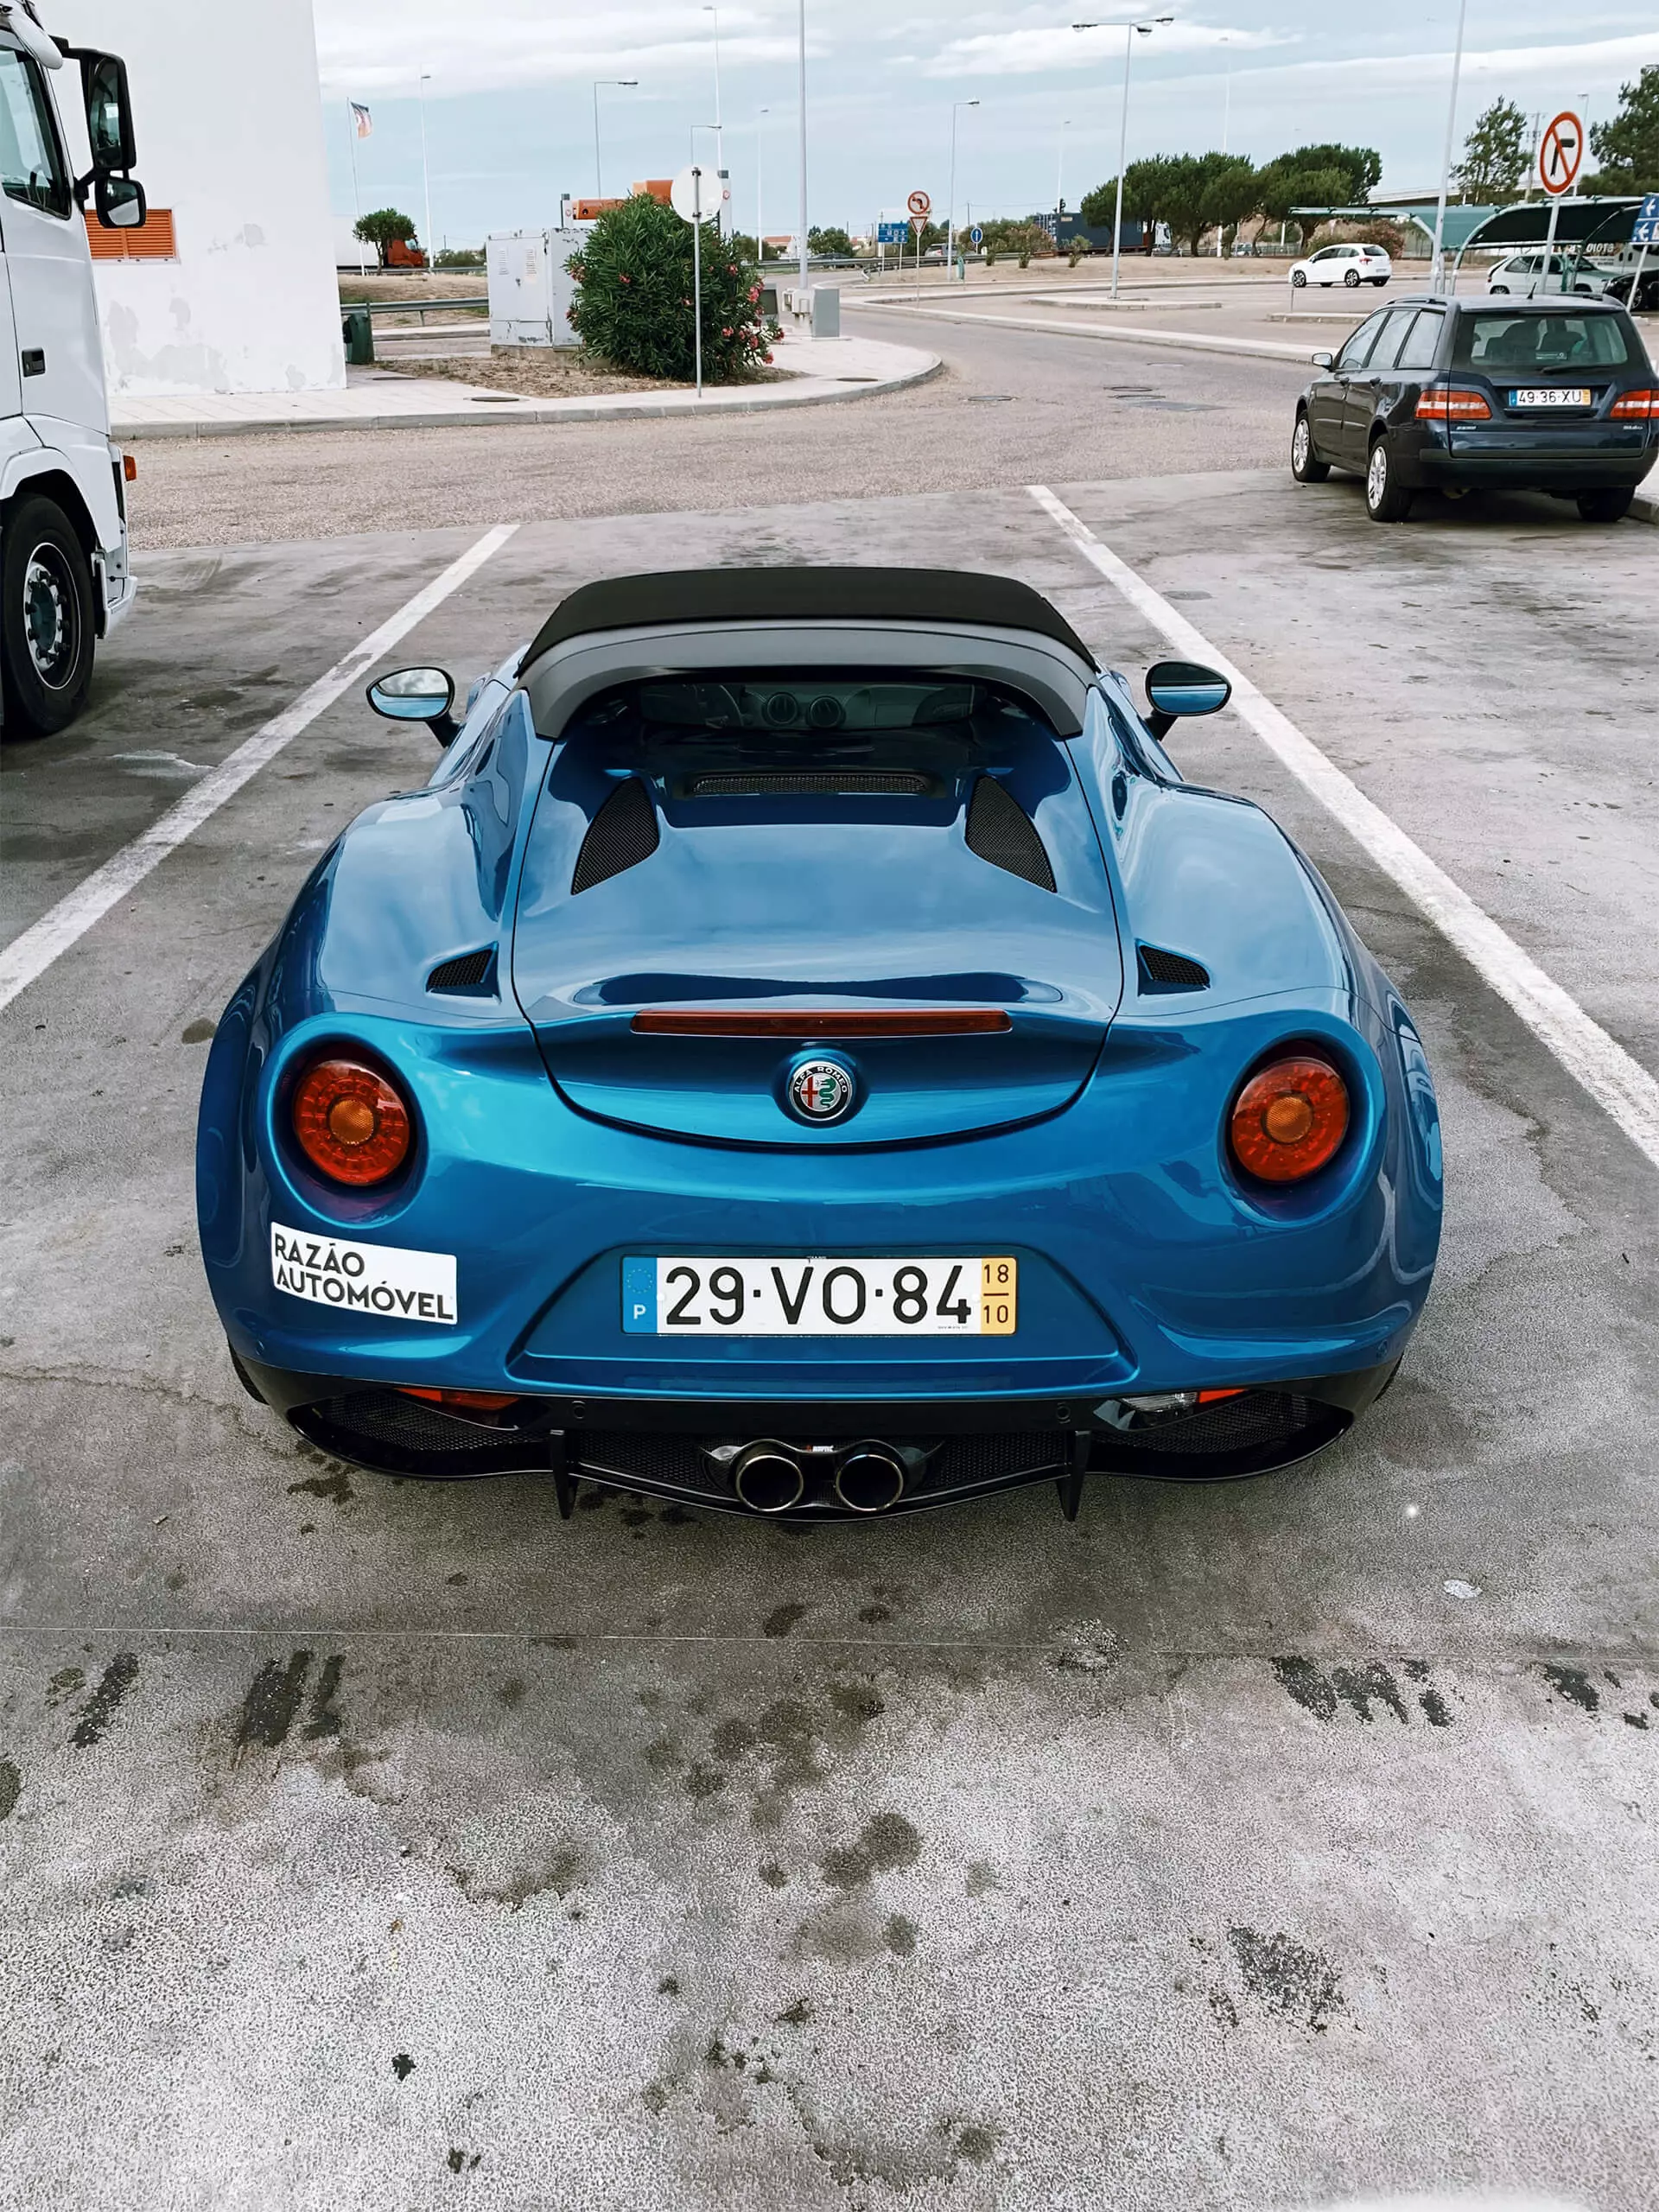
[197,568,1442,1519]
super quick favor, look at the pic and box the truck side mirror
[78,51,138,173]
[94,175,147,229]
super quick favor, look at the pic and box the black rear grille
[1131,1392,1315,1455]
[919,1431,1065,1491]
[320,1393,503,1452]
[427,946,496,993]
[575,1431,725,1494]
[1138,944,1210,991]
[689,770,930,797]
[572,776,659,893]
[963,775,1056,893]
[289,1390,547,1480]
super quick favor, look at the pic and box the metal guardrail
[357,297,488,322]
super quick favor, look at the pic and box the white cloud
[925,21,1293,80]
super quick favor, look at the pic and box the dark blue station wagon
[1292,295,1657,524]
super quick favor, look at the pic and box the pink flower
[763,351,773,364]
[721,326,732,337]
[748,286,760,302]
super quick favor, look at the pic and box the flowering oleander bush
[565,194,782,382]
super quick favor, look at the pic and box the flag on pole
[350,101,373,138]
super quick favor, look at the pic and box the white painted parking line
[1028,482,1659,1174]
[0,524,519,1016]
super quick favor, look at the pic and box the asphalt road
[122,308,1314,547]
[3,384,1658,2209]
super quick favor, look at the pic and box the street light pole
[1074,18,1171,301]
[703,7,726,232]
[1216,37,1230,256]
[1428,0,1469,295]
[946,99,978,278]
[592,79,638,200]
[797,0,810,294]
[756,107,769,264]
[418,70,434,264]
[1057,118,1072,226]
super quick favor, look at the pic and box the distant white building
[59,0,344,394]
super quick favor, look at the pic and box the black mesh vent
[689,770,931,797]
[427,946,495,994]
[1138,944,1210,991]
[575,1431,726,1494]
[1129,1392,1315,1455]
[320,1393,507,1455]
[963,776,1056,893]
[921,1432,1065,1491]
[572,776,660,894]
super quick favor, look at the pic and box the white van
[1,1,144,736]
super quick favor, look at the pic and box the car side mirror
[367,666,460,745]
[1144,660,1231,741]
[1311,350,1334,370]
[95,174,146,228]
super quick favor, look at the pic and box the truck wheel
[1,495,96,736]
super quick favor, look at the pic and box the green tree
[1201,157,1261,251]
[1081,156,1180,247]
[1587,64,1659,192]
[1454,99,1529,201]
[807,226,855,257]
[564,195,781,383]
[353,207,417,267]
[1257,158,1351,246]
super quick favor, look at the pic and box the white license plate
[1510,387,1592,407]
[622,1255,1018,1336]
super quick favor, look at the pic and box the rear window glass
[553,672,1060,787]
[1453,314,1630,370]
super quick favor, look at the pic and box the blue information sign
[969,226,984,245]
[876,221,908,245]
[1635,193,1659,247]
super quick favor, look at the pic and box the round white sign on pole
[907,188,932,218]
[1536,111,1585,197]
[671,164,721,224]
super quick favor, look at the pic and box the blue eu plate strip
[622,1256,657,1334]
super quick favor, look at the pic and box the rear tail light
[1229,1055,1350,1184]
[291,1058,412,1185]
[1611,389,1658,421]
[395,1388,519,1414]
[1415,388,1492,422]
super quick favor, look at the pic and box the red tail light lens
[1415,387,1492,422]
[395,1388,519,1414]
[1611,388,1658,421]
[292,1058,411,1185]
[1230,1056,1349,1184]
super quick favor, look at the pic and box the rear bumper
[1405,440,1656,493]
[236,1348,1398,1515]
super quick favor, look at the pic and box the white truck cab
[1,0,144,735]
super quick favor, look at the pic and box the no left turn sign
[1536,111,1584,197]
[907,188,931,218]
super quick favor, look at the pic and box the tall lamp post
[946,99,979,277]
[703,7,726,231]
[796,0,810,294]
[1073,16,1173,299]
[592,78,638,200]
[418,70,434,264]
[1428,0,1469,295]
[1215,36,1230,256]
[1057,118,1073,228]
[755,107,769,264]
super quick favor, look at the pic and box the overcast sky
[313,1,1659,247]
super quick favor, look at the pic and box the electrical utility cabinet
[486,230,584,347]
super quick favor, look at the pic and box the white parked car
[1486,251,1611,297]
[1290,242,1391,289]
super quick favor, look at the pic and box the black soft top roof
[519,568,1097,672]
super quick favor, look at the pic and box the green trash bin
[342,308,374,365]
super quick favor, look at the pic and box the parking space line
[1028,483,1659,1173]
[0,524,520,1016]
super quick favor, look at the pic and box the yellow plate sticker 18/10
[981,1256,1018,1334]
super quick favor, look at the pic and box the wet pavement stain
[286,1464,353,1504]
[1274,1656,1452,1727]
[237,1651,314,1751]
[1226,1926,1344,2031]
[763,1602,809,1638]
[821,1811,923,1891]
[70,1656,140,1749]
[1541,1664,1600,1714]
[391,2053,416,2081]
[0,1759,20,1821]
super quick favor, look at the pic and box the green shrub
[565,197,781,382]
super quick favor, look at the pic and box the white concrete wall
[56,0,344,394]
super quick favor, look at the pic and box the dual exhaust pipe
[724,1439,912,1516]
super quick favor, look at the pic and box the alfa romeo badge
[788,1057,856,1123]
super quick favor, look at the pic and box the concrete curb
[1635,486,1659,526]
[111,346,942,442]
[859,302,1313,366]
